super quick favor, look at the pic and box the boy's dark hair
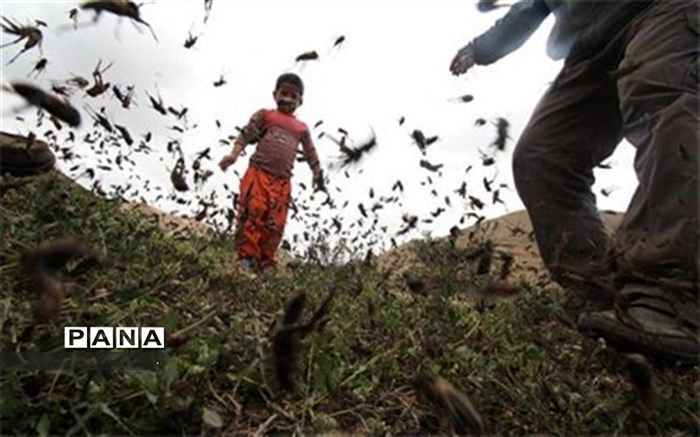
[275,73,304,95]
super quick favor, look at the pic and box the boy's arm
[300,129,324,188]
[469,0,551,66]
[229,109,266,160]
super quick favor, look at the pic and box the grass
[1,171,698,435]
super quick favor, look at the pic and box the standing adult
[450,0,698,364]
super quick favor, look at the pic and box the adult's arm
[470,0,551,65]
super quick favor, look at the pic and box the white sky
[0,0,637,257]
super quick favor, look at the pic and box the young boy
[219,73,324,271]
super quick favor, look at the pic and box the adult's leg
[512,54,623,298]
[578,1,699,364]
[614,0,699,298]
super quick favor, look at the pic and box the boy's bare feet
[237,258,258,279]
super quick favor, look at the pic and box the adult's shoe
[577,294,698,366]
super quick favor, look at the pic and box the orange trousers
[234,166,291,269]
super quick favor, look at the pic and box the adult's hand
[450,43,476,76]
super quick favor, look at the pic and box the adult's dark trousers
[513,1,698,311]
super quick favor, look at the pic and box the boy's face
[273,82,302,114]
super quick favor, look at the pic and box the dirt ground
[377,209,623,292]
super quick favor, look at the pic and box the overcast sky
[0,0,637,256]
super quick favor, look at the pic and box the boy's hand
[450,43,476,76]
[312,172,325,192]
[219,153,237,171]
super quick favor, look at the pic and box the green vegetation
[1,172,697,434]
